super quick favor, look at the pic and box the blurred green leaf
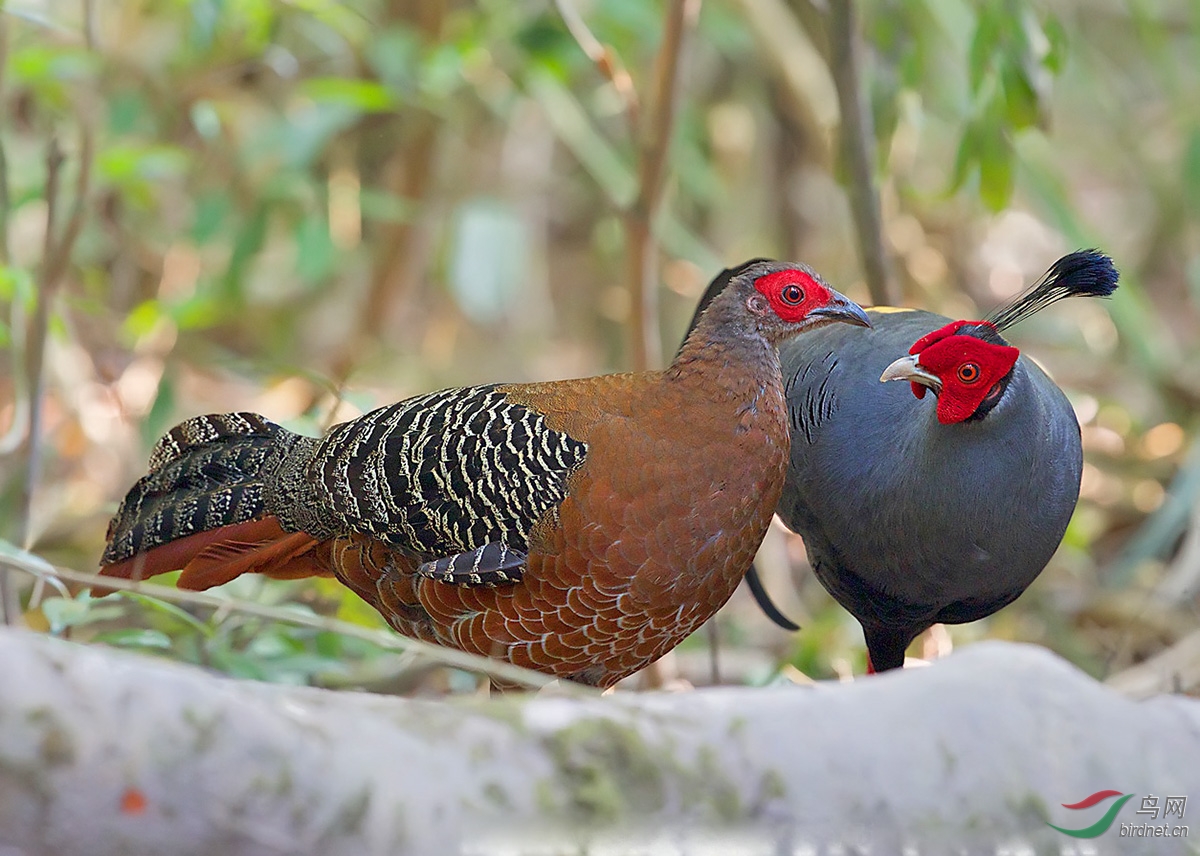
[526,71,636,207]
[359,188,417,224]
[322,577,388,629]
[977,117,1014,211]
[191,192,231,245]
[593,0,662,45]
[189,0,221,51]
[123,299,163,339]
[290,0,370,44]
[950,118,981,193]
[1001,62,1039,130]
[448,198,528,324]
[172,292,223,330]
[190,100,223,140]
[263,104,361,170]
[10,44,98,86]
[302,78,397,113]
[117,591,214,637]
[294,214,337,284]
[99,144,190,190]
[420,43,466,100]
[208,646,270,681]
[366,28,422,95]
[108,90,153,135]
[41,596,124,634]
[967,3,1000,94]
[1041,14,1068,73]
[0,265,36,310]
[314,630,344,659]
[1182,127,1200,215]
[515,14,577,78]
[95,628,174,650]
[143,373,178,449]
[223,204,270,296]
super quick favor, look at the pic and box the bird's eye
[957,362,981,384]
[781,284,805,305]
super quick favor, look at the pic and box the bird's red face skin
[752,269,832,323]
[908,321,1019,424]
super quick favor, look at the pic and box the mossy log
[0,629,1197,855]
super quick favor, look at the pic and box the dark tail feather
[987,249,1119,332]
[99,413,321,588]
[743,563,801,632]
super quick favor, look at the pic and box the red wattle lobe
[910,382,927,399]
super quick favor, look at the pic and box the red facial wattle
[908,321,1020,424]
[753,269,830,322]
[908,320,983,355]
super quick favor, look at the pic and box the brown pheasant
[100,261,870,687]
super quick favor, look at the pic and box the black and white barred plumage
[102,413,279,565]
[102,386,589,569]
[308,385,588,557]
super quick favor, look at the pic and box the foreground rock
[0,629,1196,855]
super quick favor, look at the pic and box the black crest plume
[986,249,1119,333]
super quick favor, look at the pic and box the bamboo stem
[827,0,892,305]
[623,0,700,371]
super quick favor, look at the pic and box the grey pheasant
[683,250,1118,671]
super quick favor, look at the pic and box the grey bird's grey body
[682,251,1115,672]
[777,308,1083,668]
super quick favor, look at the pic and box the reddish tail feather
[98,516,328,591]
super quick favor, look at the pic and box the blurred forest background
[1,0,1197,695]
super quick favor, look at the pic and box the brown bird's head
[676,260,871,370]
[692,259,871,348]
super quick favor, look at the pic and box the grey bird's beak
[809,290,872,329]
[880,354,942,393]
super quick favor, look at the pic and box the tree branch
[9,0,100,625]
[18,124,93,551]
[553,0,639,130]
[328,0,445,388]
[1106,626,1200,699]
[11,139,62,623]
[730,0,836,168]
[0,547,579,693]
[0,14,15,625]
[0,13,10,265]
[827,0,893,305]
[623,0,700,371]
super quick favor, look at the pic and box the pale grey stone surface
[0,629,1197,855]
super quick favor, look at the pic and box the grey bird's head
[879,249,1119,425]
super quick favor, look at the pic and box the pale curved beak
[880,354,942,393]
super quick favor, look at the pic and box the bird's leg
[862,624,914,673]
[920,623,953,661]
[416,542,527,587]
